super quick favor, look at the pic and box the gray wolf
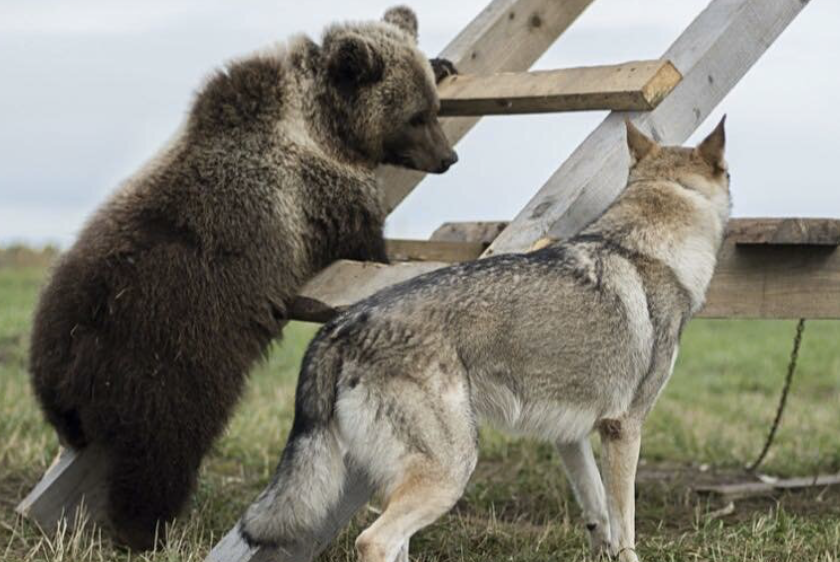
[28,5,456,550]
[240,117,730,562]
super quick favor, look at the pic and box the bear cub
[29,5,456,550]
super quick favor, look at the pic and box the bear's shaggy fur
[29,5,456,549]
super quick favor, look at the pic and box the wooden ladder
[17,1,835,561]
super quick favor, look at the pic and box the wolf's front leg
[556,438,615,557]
[395,539,409,562]
[598,418,642,562]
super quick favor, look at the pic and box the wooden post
[15,446,110,531]
[485,0,812,255]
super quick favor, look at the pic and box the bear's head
[318,6,458,174]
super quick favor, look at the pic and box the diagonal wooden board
[438,60,682,115]
[485,0,813,256]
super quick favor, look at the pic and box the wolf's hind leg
[556,438,615,557]
[599,418,642,562]
[355,467,466,562]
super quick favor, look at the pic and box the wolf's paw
[617,547,640,562]
[430,57,457,83]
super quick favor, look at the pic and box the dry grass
[1,263,839,561]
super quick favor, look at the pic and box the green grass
[1,264,839,561]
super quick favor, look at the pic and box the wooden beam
[438,60,682,116]
[430,221,509,244]
[289,239,840,322]
[728,218,840,246]
[485,0,813,256]
[387,238,487,262]
[429,218,840,248]
[15,446,110,531]
[379,0,596,212]
[699,241,840,319]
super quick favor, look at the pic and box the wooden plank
[379,0,596,212]
[696,474,840,500]
[429,219,840,247]
[15,446,110,531]
[437,60,682,116]
[699,241,840,319]
[387,238,487,262]
[728,218,840,246]
[485,0,813,256]
[291,260,448,322]
[430,221,509,244]
[289,239,840,322]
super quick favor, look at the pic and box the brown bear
[28,5,456,550]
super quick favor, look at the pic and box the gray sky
[1,0,838,247]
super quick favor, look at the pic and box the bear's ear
[383,5,418,42]
[326,34,385,89]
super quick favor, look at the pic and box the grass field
[1,263,839,561]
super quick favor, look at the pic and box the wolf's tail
[239,321,370,549]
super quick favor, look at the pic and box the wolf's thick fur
[241,119,730,562]
[29,6,456,550]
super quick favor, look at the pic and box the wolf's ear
[326,34,385,89]
[383,5,419,42]
[697,115,727,169]
[625,119,658,163]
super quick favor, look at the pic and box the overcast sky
[1,0,838,247]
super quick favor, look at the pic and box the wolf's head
[318,6,458,173]
[625,117,730,221]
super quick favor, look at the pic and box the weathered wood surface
[387,238,487,262]
[430,221,509,245]
[438,60,682,115]
[728,218,840,246]
[15,446,110,531]
[430,218,840,249]
[701,241,840,319]
[485,0,812,256]
[290,260,447,323]
[696,473,840,500]
[289,237,840,322]
[379,0,596,211]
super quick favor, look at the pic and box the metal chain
[746,319,806,473]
